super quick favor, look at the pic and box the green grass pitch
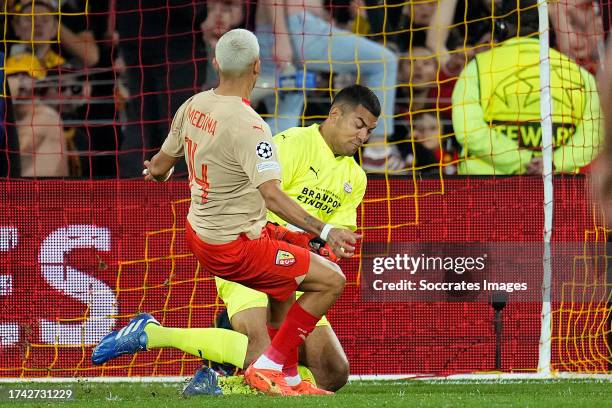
[1,379,610,408]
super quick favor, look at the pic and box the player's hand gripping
[142,160,174,182]
[325,228,361,259]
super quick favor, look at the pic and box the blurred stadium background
[0,0,611,383]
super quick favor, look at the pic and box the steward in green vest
[451,0,602,175]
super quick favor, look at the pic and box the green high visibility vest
[475,37,583,152]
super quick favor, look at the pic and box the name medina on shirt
[297,187,342,214]
[187,107,218,136]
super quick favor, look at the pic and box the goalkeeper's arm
[258,179,360,258]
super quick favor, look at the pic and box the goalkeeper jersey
[267,124,367,231]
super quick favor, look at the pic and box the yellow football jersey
[267,124,367,231]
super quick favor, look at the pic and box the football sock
[252,353,283,371]
[284,374,301,386]
[143,324,248,368]
[282,348,299,377]
[267,324,279,341]
[267,324,300,379]
[263,302,318,366]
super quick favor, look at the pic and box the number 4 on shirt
[185,136,209,204]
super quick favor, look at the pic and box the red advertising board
[0,177,603,377]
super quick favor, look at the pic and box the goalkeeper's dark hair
[331,84,381,118]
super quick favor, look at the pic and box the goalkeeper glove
[265,223,339,263]
[307,236,339,264]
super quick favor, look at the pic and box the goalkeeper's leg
[299,325,349,391]
[143,324,248,368]
[92,313,248,367]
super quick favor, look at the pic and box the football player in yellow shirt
[92,84,378,393]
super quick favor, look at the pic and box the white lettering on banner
[0,227,18,251]
[0,227,19,346]
[0,275,12,296]
[39,225,117,345]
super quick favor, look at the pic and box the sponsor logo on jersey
[256,161,280,173]
[297,187,342,214]
[491,121,575,150]
[275,250,296,266]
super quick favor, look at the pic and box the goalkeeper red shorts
[185,221,311,301]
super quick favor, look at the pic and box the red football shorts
[185,221,311,301]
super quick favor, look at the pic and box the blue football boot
[91,313,159,365]
[182,366,223,397]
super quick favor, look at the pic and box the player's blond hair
[215,29,260,76]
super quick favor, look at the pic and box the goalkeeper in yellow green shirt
[92,85,378,394]
[213,84,374,392]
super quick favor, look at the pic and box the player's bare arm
[256,0,293,65]
[142,150,179,182]
[258,179,361,258]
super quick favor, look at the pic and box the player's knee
[320,354,349,391]
[327,268,346,297]
[329,358,350,391]
[230,311,269,365]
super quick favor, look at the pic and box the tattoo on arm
[304,215,324,234]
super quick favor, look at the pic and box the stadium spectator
[422,0,496,69]
[451,0,602,175]
[393,46,439,169]
[58,0,121,179]
[404,112,458,175]
[115,0,208,178]
[200,0,245,90]
[398,46,439,112]
[332,0,371,35]
[0,69,21,178]
[255,0,401,172]
[6,0,99,177]
[392,0,437,52]
[549,0,604,73]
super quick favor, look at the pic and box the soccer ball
[256,141,273,159]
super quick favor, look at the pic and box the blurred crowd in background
[0,0,606,179]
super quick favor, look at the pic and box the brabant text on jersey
[297,187,341,214]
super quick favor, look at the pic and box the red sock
[267,325,298,376]
[264,302,318,365]
[282,347,299,377]
[270,325,298,377]
[267,324,279,341]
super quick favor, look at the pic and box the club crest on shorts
[275,249,296,266]
[256,141,273,159]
